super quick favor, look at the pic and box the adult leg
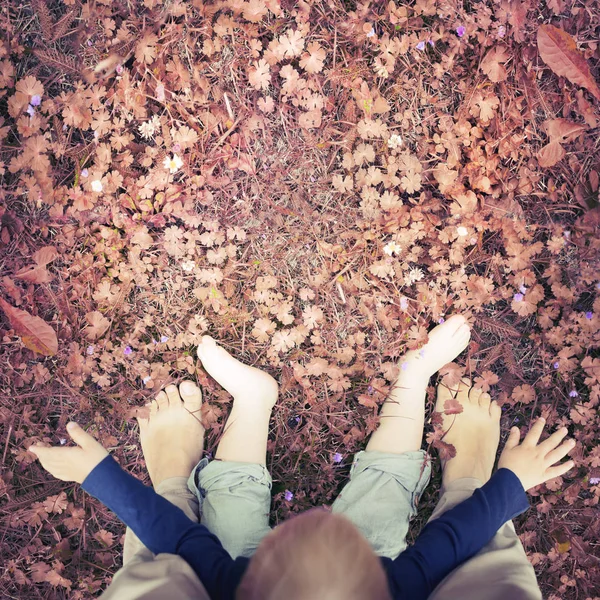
[190,336,277,558]
[99,382,211,600]
[427,378,542,600]
[331,315,472,558]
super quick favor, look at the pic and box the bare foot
[136,381,205,488]
[395,314,471,388]
[196,335,278,410]
[434,377,501,486]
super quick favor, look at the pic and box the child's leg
[331,315,472,558]
[427,378,542,600]
[124,381,205,564]
[190,336,277,558]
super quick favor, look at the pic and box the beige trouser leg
[427,477,542,600]
[99,475,210,600]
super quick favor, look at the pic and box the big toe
[179,380,202,412]
[197,335,217,360]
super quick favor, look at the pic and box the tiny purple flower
[30,94,41,106]
[59,438,67,445]
[87,39,93,46]
[456,26,466,37]
[438,317,445,323]
[26,105,35,117]
[294,415,301,424]
[400,297,408,309]
[514,293,523,302]
[554,361,559,369]
[86,345,95,355]
[585,311,593,319]
[367,385,374,394]
[401,361,409,371]
[124,346,133,355]
[416,41,426,51]
[160,335,169,342]
[563,230,571,238]
[519,285,527,294]
[284,490,294,501]
[419,349,426,357]
[590,477,600,485]
[498,25,506,38]
[428,40,434,46]
[596,282,600,290]
[333,453,343,463]
[116,64,124,74]
[81,168,89,178]
[569,390,578,397]
[172,143,181,153]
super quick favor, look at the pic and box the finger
[538,426,569,454]
[545,439,576,466]
[66,422,99,449]
[543,460,575,482]
[504,426,521,450]
[523,417,546,447]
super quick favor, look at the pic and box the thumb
[66,422,95,447]
[504,426,521,450]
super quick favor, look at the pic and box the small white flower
[181,260,195,272]
[457,226,468,237]
[91,179,103,192]
[142,376,151,385]
[383,241,402,256]
[366,27,376,38]
[164,153,184,173]
[387,134,403,149]
[139,114,161,140]
[59,438,67,445]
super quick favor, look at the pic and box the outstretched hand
[29,422,110,484]
[498,417,576,491]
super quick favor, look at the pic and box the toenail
[180,381,197,395]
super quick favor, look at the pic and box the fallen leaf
[537,140,565,167]
[480,46,510,83]
[0,298,58,356]
[537,24,600,101]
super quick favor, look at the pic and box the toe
[478,391,491,410]
[197,335,217,360]
[179,380,202,412]
[155,391,169,411]
[149,398,160,417]
[490,400,501,419]
[164,384,182,407]
[468,385,482,404]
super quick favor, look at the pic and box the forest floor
[0,0,599,598]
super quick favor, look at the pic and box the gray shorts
[188,449,431,560]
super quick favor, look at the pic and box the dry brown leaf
[0,297,58,355]
[544,118,587,143]
[537,25,600,101]
[537,141,565,167]
[480,46,509,83]
[33,246,58,266]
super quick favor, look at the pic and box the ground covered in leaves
[0,0,599,598]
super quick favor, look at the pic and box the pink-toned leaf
[33,246,59,266]
[537,25,600,101]
[444,397,464,414]
[537,140,565,168]
[480,46,509,83]
[544,118,587,143]
[0,298,58,356]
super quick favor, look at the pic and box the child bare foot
[434,377,501,487]
[197,335,279,410]
[395,314,471,388]
[136,381,204,487]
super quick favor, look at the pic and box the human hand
[28,422,110,484]
[498,417,576,491]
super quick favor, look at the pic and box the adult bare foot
[136,381,204,488]
[434,377,501,486]
[395,314,471,388]
[196,335,279,410]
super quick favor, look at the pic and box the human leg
[331,315,472,558]
[189,336,277,558]
[427,378,542,600]
[124,381,204,564]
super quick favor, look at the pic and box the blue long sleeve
[381,468,530,599]
[81,455,249,600]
